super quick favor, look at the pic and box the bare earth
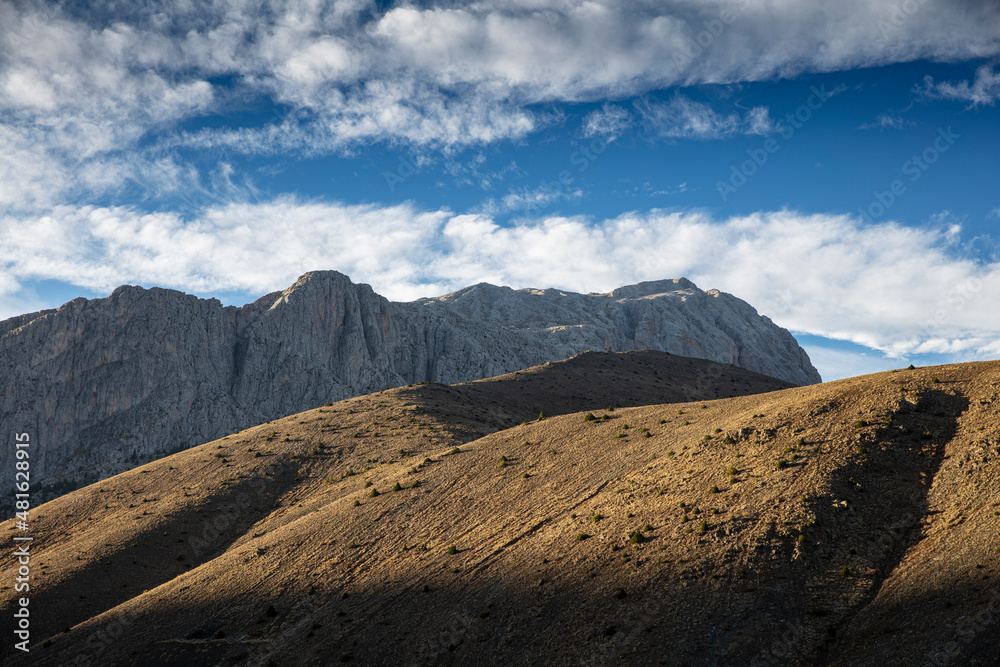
[2,351,998,666]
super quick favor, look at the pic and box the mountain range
[0,271,818,499]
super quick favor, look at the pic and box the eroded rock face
[0,271,819,497]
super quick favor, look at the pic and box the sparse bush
[392,482,402,492]
[776,459,788,469]
[629,531,644,544]
[725,466,737,476]
[698,520,708,534]
[538,411,546,420]
[353,500,360,507]
[576,533,590,541]
[447,545,458,555]
[369,488,379,498]
[710,485,719,494]
[584,413,596,422]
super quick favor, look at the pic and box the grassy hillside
[2,353,998,666]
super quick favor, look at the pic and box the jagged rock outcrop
[0,271,819,497]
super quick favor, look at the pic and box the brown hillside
[2,354,999,666]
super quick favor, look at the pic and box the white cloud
[634,94,773,140]
[2,201,999,362]
[2,0,999,178]
[917,64,1000,106]
[581,103,632,141]
[859,112,911,130]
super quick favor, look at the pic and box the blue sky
[1,1,999,381]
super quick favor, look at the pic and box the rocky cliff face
[0,271,819,497]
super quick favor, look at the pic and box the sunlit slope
[3,356,998,666]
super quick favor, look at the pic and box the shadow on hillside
[9,565,999,667]
[809,388,969,664]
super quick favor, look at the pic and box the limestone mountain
[0,271,818,498]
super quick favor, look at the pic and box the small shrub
[584,413,596,422]
[932,377,940,384]
[797,437,806,447]
[392,482,402,492]
[615,588,627,599]
[576,533,590,541]
[840,566,851,577]
[353,500,360,507]
[447,545,458,555]
[538,411,546,420]
[776,459,788,469]
[725,466,737,476]
[710,485,719,494]
[369,488,379,498]
[591,514,604,523]
[698,520,708,534]
[364,480,372,488]
[629,531,644,544]
[643,523,653,532]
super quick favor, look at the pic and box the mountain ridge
[0,271,819,499]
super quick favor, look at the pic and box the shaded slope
[2,358,999,666]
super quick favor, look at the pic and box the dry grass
[1,353,998,666]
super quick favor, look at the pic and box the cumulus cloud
[2,0,999,176]
[917,64,1000,107]
[2,201,998,361]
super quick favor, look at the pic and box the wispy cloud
[859,112,911,130]
[2,200,998,361]
[634,94,773,140]
[917,64,1000,107]
[581,103,633,141]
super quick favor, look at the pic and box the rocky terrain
[1,352,997,666]
[0,272,818,498]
